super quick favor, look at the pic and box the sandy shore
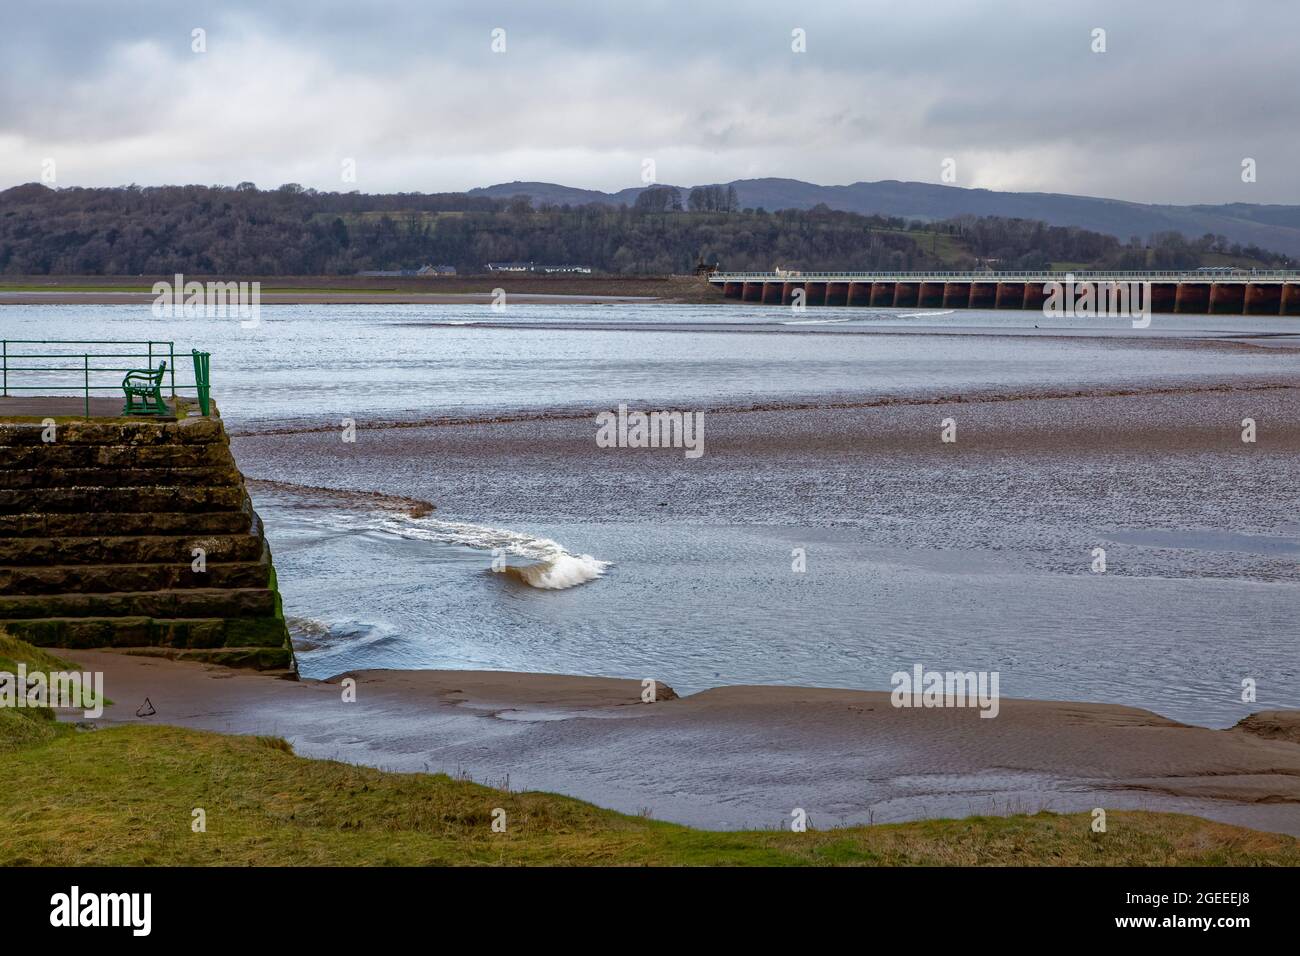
[62,650,1300,835]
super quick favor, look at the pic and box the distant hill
[470,181,655,207]
[470,179,1300,259]
[1,181,1288,276]
[473,182,686,208]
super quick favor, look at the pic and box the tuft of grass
[0,630,109,713]
[0,633,78,752]
[0,707,69,754]
[0,632,77,674]
[255,735,294,754]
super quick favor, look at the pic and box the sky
[1,0,1296,205]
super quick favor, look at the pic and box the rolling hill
[470,179,1300,258]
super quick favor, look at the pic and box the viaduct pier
[711,270,1300,315]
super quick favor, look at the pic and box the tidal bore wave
[250,478,611,590]
[370,512,610,589]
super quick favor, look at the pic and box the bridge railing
[1,340,213,418]
[710,269,1300,282]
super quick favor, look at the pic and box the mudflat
[63,649,1300,836]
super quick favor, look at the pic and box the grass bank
[0,638,1296,866]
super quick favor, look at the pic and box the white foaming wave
[368,513,610,589]
[898,310,956,318]
[780,315,857,325]
[507,553,609,590]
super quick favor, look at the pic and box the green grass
[1199,251,1282,269]
[0,633,74,753]
[0,631,76,674]
[2,718,1296,866]
[0,636,1295,866]
[876,227,971,263]
[0,632,107,731]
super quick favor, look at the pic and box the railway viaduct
[711,271,1300,315]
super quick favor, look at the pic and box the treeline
[0,182,1288,276]
[631,185,739,213]
[436,202,938,274]
[944,215,1288,271]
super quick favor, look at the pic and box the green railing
[0,340,212,417]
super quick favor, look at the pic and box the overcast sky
[2,0,1296,205]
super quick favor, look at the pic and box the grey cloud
[1,0,1296,204]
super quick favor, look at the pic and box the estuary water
[5,302,1299,427]
[3,303,1297,726]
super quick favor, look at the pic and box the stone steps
[0,530,265,565]
[0,465,242,489]
[0,418,226,446]
[0,586,280,620]
[0,484,247,514]
[0,409,294,671]
[0,507,257,537]
[2,615,290,650]
[0,550,271,594]
[110,645,296,671]
[2,442,235,469]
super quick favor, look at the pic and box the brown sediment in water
[246,477,435,517]
[226,380,1300,438]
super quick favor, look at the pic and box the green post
[192,350,211,416]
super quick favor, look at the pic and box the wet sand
[62,649,1300,835]
[230,384,1300,540]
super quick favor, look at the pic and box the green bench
[121,360,169,416]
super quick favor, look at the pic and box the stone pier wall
[0,408,294,671]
